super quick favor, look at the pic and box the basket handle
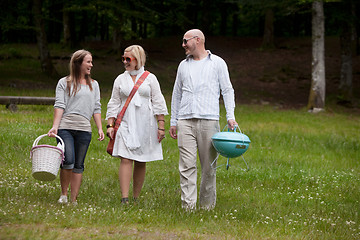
[32,134,65,151]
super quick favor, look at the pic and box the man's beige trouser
[177,119,220,210]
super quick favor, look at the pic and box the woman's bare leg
[133,161,146,199]
[119,158,133,199]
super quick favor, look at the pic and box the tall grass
[0,101,359,239]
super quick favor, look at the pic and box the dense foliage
[0,0,358,44]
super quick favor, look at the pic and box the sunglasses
[182,36,198,45]
[122,56,136,63]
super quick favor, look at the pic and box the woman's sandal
[121,197,129,205]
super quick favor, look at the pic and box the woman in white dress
[106,45,168,204]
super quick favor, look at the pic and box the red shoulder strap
[114,71,150,130]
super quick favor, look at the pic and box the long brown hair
[67,49,93,96]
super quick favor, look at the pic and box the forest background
[0,0,359,109]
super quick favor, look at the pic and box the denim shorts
[57,129,92,173]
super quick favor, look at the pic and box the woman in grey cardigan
[48,49,104,205]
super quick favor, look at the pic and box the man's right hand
[169,126,177,139]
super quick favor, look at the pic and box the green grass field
[0,43,359,239]
[0,101,359,239]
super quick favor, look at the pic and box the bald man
[169,29,238,211]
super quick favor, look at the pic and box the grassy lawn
[0,42,359,239]
[0,101,359,239]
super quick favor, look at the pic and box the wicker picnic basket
[30,134,65,181]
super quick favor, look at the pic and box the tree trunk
[112,28,122,55]
[307,0,325,112]
[262,8,275,49]
[63,6,71,47]
[185,2,199,30]
[112,8,123,54]
[355,1,360,56]
[48,2,62,42]
[339,30,353,104]
[80,10,88,42]
[32,0,58,78]
[338,0,353,105]
[142,22,147,39]
[220,4,228,35]
[232,10,239,36]
[139,20,144,38]
[201,0,211,35]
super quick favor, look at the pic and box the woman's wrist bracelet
[158,128,165,131]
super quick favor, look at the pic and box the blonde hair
[67,49,93,96]
[124,45,146,70]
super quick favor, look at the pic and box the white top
[170,51,236,126]
[106,69,168,161]
[59,114,91,132]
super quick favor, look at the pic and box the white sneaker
[58,195,68,204]
[182,202,196,212]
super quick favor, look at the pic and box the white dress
[106,69,168,162]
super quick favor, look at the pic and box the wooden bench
[0,96,55,112]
